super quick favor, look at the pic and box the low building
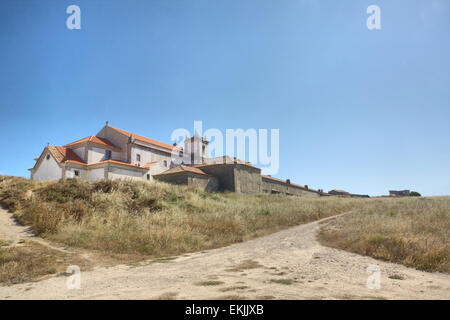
[262,175,324,197]
[389,190,410,197]
[153,165,219,192]
[328,189,369,198]
[328,189,350,196]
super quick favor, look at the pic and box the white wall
[108,166,144,181]
[131,145,172,169]
[96,126,129,162]
[130,145,153,166]
[65,166,85,179]
[32,152,62,181]
[72,147,86,162]
[87,167,105,182]
[146,163,167,181]
[88,146,108,164]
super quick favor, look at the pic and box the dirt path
[1,211,449,300]
[0,206,74,254]
[0,205,34,246]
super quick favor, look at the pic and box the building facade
[30,123,328,197]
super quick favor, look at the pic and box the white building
[29,122,326,196]
[29,123,206,182]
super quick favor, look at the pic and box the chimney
[286,179,291,184]
[305,185,308,189]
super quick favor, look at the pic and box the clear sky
[0,0,449,196]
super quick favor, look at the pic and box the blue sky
[0,0,449,196]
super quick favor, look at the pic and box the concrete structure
[328,189,369,198]
[262,175,323,197]
[153,165,219,192]
[30,123,327,196]
[328,189,350,196]
[389,190,410,197]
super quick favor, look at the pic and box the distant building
[328,190,350,196]
[389,190,410,197]
[328,189,370,198]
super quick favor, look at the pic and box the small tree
[410,191,421,197]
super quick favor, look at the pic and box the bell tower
[184,130,209,165]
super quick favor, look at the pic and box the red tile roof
[54,146,86,165]
[32,144,153,172]
[31,146,87,171]
[64,136,120,151]
[108,125,182,153]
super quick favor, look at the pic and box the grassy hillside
[1,176,447,282]
[0,176,365,258]
[318,197,450,273]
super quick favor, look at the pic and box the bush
[410,191,421,197]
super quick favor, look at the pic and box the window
[163,160,168,167]
[105,150,112,160]
[74,170,80,177]
[136,154,141,162]
[46,155,50,160]
[146,174,150,181]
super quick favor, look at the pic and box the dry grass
[269,278,296,285]
[225,259,263,272]
[195,280,224,286]
[0,176,366,259]
[219,285,249,292]
[318,197,450,273]
[0,241,91,285]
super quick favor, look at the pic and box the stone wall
[233,164,261,194]
[187,175,219,192]
[154,172,219,192]
[197,163,262,194]
[261,176,321,197]
[196,164,237,192]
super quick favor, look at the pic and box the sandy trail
[0,206,72,253]
[0,205,34,246]
[0,209,449,300]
